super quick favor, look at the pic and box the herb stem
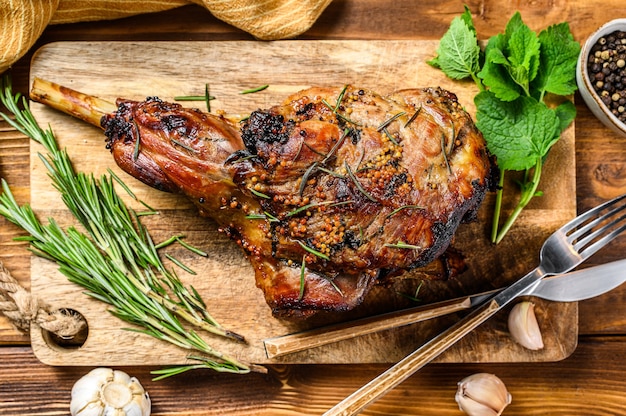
[493,157,543,244]
[490,173,506,243]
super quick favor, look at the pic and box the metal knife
[264,259,626,358]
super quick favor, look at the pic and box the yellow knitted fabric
[0,0,332,74]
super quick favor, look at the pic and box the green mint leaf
[478,37,524,101]
[505,13,541,87]
[554,99,577,133]
[459,5,477,35]
[531,22,580,99]
[478,12,540,101]
[427,8,481,80]
[475,91,560,171]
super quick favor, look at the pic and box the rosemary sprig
[284,200,353,218]
[321,93,362,127]
[404,105,422,128]
[155,234,208,257]
[165,253,197,275]
[385,204,423,220]
[248,187,271,199]
[174,83,214,112]
[298,161,319,195]
[322,127,351,165]
[377,111,406,132]
[240,85,269,94]
[299,255,306,301]
[440,132,452,174]
[245,212,279,222]
[132,120,141,161]
[382,127,399,145]
[384,241,421,250]
[0,76,255,378]
[397,281,423,302]
[344,161,377,202]
[108,168,157,213]
[171,138,198,153]
[334,85,348,112]
[297,240,330,261]
[317,165,346,178]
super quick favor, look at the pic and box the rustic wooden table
[1,1,626,414]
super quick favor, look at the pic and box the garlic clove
[70,368,151,416]
[456,373,512,416]
[508,301,544,350]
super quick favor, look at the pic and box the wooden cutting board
[28,40,577,367]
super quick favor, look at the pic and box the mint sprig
[429,7,580,243]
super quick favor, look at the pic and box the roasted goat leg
[30,78,497,319]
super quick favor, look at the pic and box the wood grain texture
[2,338,626,415]
[26,40,576,367]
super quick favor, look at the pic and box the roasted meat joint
[30,79,498,319]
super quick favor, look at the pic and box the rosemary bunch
[0,76,255,379]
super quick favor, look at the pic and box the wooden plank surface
[3,338,626,415]
[1,1,626,415]
[27,40,577,367]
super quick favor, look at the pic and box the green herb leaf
[430,9,579,243]
[554,100,577,134]
[475,91,560,171]
[504,12,541,85]
[427,7,481,81]
[478,13,541,100]
[531,22,581,99]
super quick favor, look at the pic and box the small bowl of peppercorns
[577,18,626,137]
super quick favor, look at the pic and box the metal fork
[324,193,626,416]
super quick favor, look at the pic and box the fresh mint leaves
[429,8,580,243]
[428,11,481,82]
[474,93,560,171]
[533,23,582,98]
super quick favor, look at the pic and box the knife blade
[264,259,626,358]
[521,258,626,301]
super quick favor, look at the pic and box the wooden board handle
[264,297,473,358]
[323,299,502,416]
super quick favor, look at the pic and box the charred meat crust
[100,85,497,319]
[229,86,495,272]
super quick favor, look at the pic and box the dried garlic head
[508,301,544,350]
[70,368,151,416]
[455,373,512,416]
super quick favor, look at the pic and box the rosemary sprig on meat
[0,76,260,379]
[377,111,406,131]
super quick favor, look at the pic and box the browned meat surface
[39,81,497,319]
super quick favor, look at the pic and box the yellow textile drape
[0,0,333,73]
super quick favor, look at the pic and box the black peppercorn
[587,29,626,124]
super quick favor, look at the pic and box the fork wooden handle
[264,296,473,358]
[323,299,502,416]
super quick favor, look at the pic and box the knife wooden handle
[264,296,473,358]
[323,298,501,416]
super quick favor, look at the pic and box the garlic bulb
[508,301,544,350]
[70,368,151,416]
[455,373,512,416]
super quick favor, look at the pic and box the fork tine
[566,194,626,257]
[566,194,626,240]
[577,217,626,259]
[570,203,626,244]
